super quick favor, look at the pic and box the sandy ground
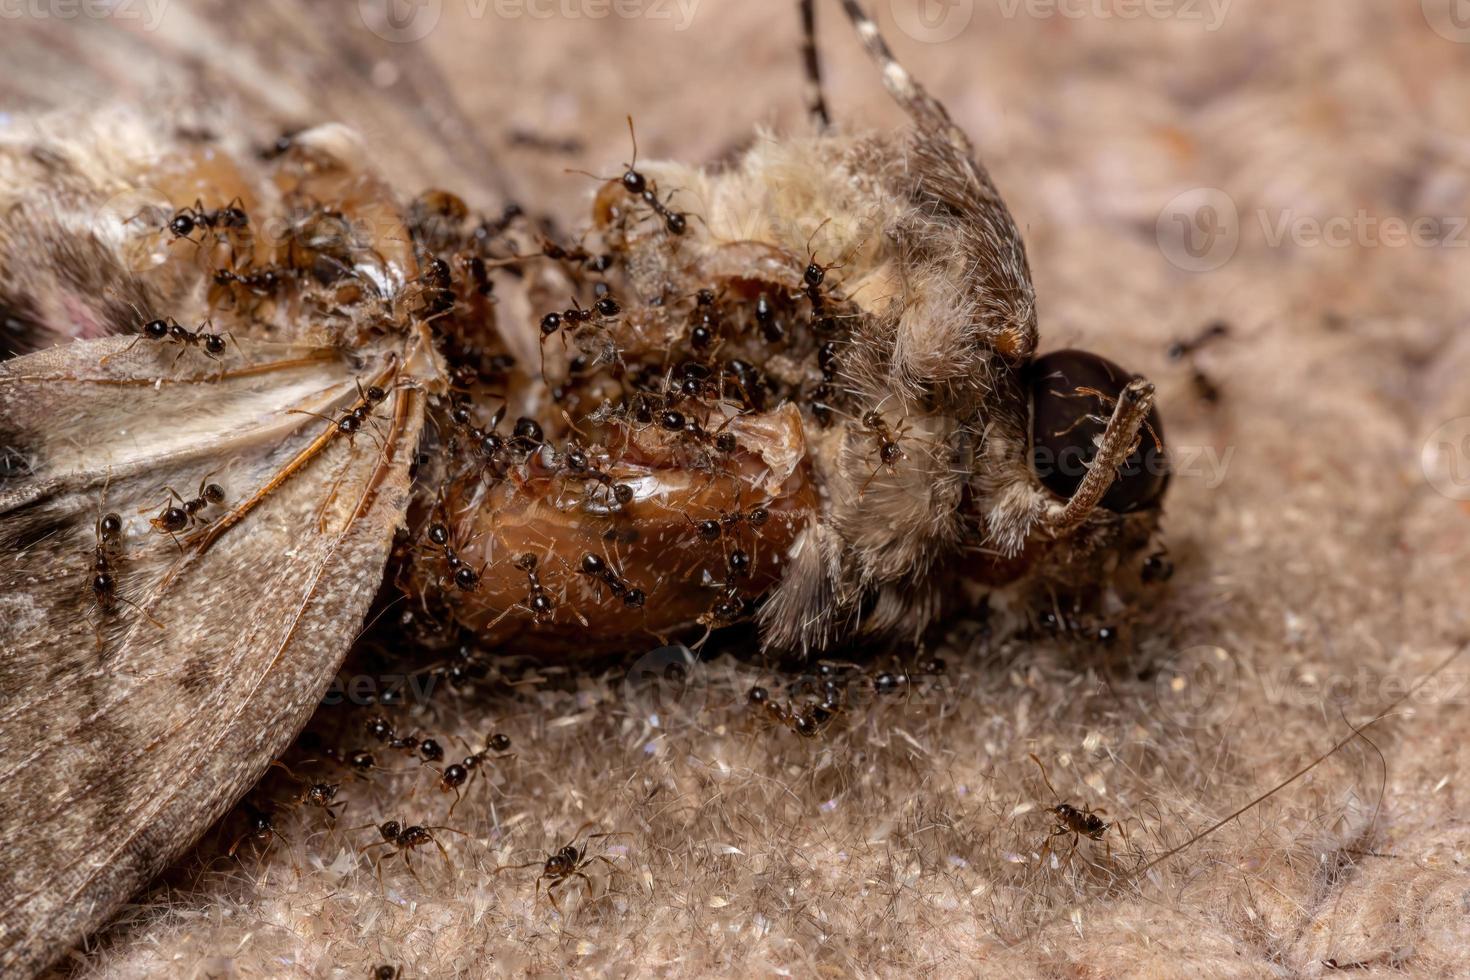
[9,0,1470,976]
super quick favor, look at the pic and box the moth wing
[0,0,512,202]
[0,334,424,976]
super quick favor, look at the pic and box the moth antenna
[835,0,959,141]
[799,0,831,130]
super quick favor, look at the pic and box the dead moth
[0,0,1168,973]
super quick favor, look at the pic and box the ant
[494,825,629,914]
[1168,319,1230,404]
[147,476,226,541]
[469,203,525,256]
[89,511,124,615]
[747,685,837,738]
[107,316,231,367]
[270,761,348,824]
[689,288,722,349]
[156,197,253,265]
[801,245,845,336]
[373,967,402,980]
[425,519,485,592]
[295,381,389,446]
[698,588,746,630]
[552,439,635,511]
[405,257,457,321]
[212,264,287,295]
[165,197,249,242]
[358,819,464,880]
[858,408,909,495]
[538,294,621,377]
[228,803,286,859]
[362,714,432,757]
[1029,753,1112,866]
[427,732,514,815]
[514,553,555,621]
[577,552,646,608]
[595,116,687,236]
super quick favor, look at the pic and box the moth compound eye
[1028,349,1169,513]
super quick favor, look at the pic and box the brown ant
[538,293,621,377]
[425,519,485,592]
[426,732,513,815]
[156,197,253,265]
[269,761,348,823]
[146,476,226,542]
[857,408,909,494]
[689,288,722,349]
[471,203,524,249]
[747,685,837,738]
[293,380,389,446]
[211,265,289,308]
[1169,319,1230,403]
[494,825,629,914]
[514,553,555,621]
[358,819,465,879]
[1029,753,1112,865]
[583,117,687,236]
[552,440,634,511]
[106,316,232,367]
[577,552,646,608]
[164,197,248,242]
[228,803,286,859]
[362,715,433,757]
[89,511,124,615]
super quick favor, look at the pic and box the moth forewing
[0,333,429,976]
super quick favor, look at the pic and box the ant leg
[98,334,146,366]
[798,0,831,130]
[434,837,451,866]
[446,784,464,818]
[1044,378,1154,531]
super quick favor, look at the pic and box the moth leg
[798,0,831,129]
[1042,378,1155,531]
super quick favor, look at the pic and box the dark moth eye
[1028,349,1169,513]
